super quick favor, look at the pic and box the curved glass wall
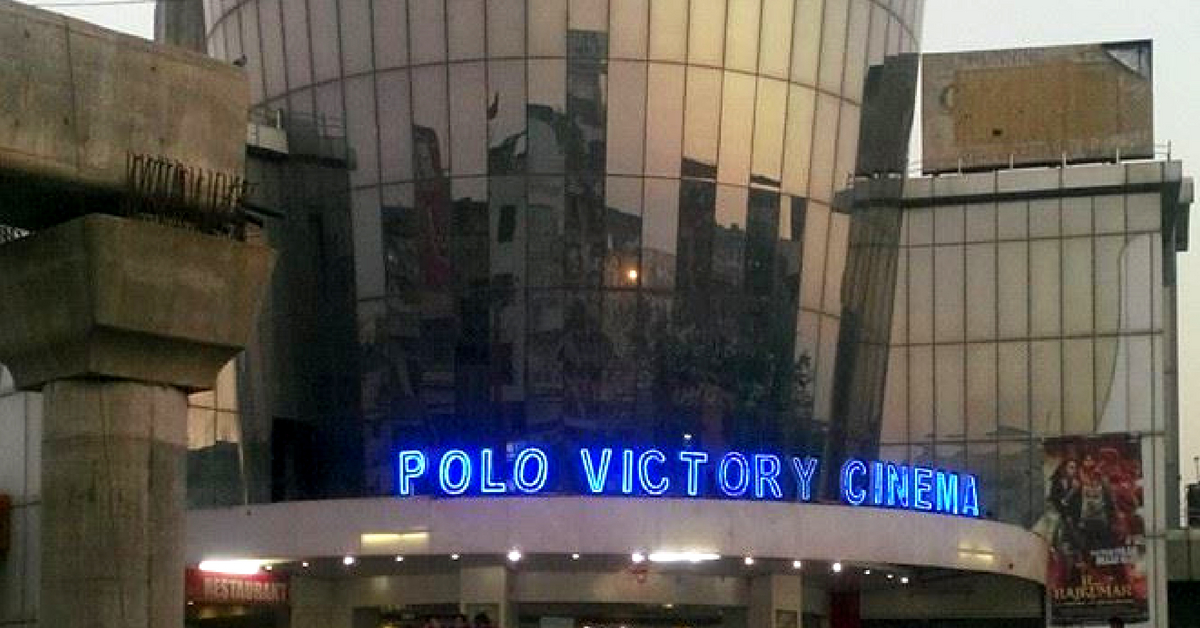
[200,0,923,498]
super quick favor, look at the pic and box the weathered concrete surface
[0,0,248,230]
[40,380,187,628]
[0,214,275,391]
[922,40,1154,173]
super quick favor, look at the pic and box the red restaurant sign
[186,568,289,605]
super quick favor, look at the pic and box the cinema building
[0,0,1194,627]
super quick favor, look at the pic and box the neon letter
[718,452,750,497]
[790,456,819,501]
[912,466,934,511]
[439,449,471,495]
[579,448,613,493]
[871,461,885,505]
[678,451,708,496]
[754,454,783,499]
[513,448,549,493]
[480,448,506,494]
[621,449,635,494]
[886,462,909,508]
[840,459,868,506]
[397,450,427,496]
[935,470,959,514]
[638,449,670,495]
[960,474,980,517]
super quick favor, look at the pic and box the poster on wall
[1038,434,1148,625]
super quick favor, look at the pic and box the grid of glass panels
[881,191,1170,526]
[202,0,923,496]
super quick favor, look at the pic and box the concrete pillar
[0,215,274,628]
[748,574,804,628]
[460,566,512,628]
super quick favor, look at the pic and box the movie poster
[1039,434,1148,624]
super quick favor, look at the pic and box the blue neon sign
[396,446,981,518]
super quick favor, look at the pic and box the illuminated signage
[185,568,289,606]
[396,447,980,517]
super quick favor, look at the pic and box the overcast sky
[19,0,1200,484]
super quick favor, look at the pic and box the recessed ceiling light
[451,554,461,561]
[343,556,356,566]
[743,556,755,566]
[792,560,802,570]
[832,562,842,573]
[571,553,580,560]
[632,552,646,563]
[507,549,522,563]
[395,556,404,562]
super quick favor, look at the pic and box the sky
[19,0,1200,484]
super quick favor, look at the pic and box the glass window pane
[1128,336,1153,432]
[781,86,816,195]
[1095,194,1124,233]
[908,345,933,441]
[339,1,372,74]
[1094,235,1123,333]
[834,102,860,194]
[650,0,688,61]
[823,211,848,313]
[1063,338,1094,433]
[239,5,264,103]
[964,202,996,242]
[605,175,643,286]
[934,205,964,244]
[374,0,409,69]
[488,0,526,58]
[906,245,932,344]
[1062,237,1093,335]
[997,341,1029,435]
[759,0,794,79]
[935,344,964,439]
[800,202,830,310]
[683,67,722,170]
[344,76,379,187]
[808,93,840,202]
[1127,192,1161,231]
[997,200,1027,240]
[1030,340,1061,437]
[934,244,964,342]
[644,63,685,177]
[448,0,485,61]
[1123,234,1153,331]
[717,71,755,186]
[259,0,286,98]
[791,0,824,85]
[449,62,487,176]
[1029,199,1058,238]
[282,0,311,87]
[687,0,726,66]
[905,207,932,246]
[965,343,996,439]
[1062,196,1092,236]
[610,0,649,58]
[1095,336,1119,428]
[882,346,907,443]
[642,178,680,289]
[352,187,385,299]
[488,60,527,175]
[817,0,848,93]
[527,59,566,172]
[724,0,760,73]
[816,316,839,422]
[997,241,1028,338]
[890,247,907,342]
[410,0,446,64]
[841,0,869,101]
[965,243,996,341]
[606,61,648,175]
[1029,239,1060,337]
[529,0,566,56]
[377,70,413,183]
[752,77,787,185]
[866,4,887,67]
[411,65,449,178]
[570,0,610,31]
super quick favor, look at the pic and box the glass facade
[199,0,923,499]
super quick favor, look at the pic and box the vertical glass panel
[1128,336,1153,432]
[781,86,816,195]
[1030,340,1061,437]
[834,102,860,194]
[687,0,726,66]
[817,0,848,93]
[866,3,887,67]
[1094,235,1123,333]
[800,202,830,310]
[1094,336,1119,429]
[377,70,413,183]
[822,212,848,313]
[906,246,932,344]
[642,178,680,289]
[1063,338,1094,433]
[966,441,998,517]
[565,31,609,174]
[683,67,723,170]
[997,439,1033,525]
[725,0,761,73]
[411,65,449,177]
[282,0,312,87]
[605,61,647,175]
[791,0,824,86]
[644,64,685,177]
[996,241,1028,338]
[1153,336,1165,431]
[528,176,565,287]
[934,245,964,342]
[715,185,749,287]
[409,0,447,64]
[373,0,409,69]
[526,59,566,172]
[605,175,643,288]
[759,0,795,79]
[997,341,1029,435]
[487,0,526,58]
[752,78,788,185]
[965,243,996,341]
[881,346,908,442]
[238,8,264,103]
[884,14,900,55]
[934,205,964,244]
[964,202,996,242]
[1029,199,1058,238]
[1062,197,1092,236]
[1029,239,1060,337]
[808,93,840,202]
[610,0,649,58]
[570,0,610,31]
[210,22,226,61]
[816,316,839,423]
[717,71,755,186]
[1095,194,1125,234]
[996,201,1027,240]
[1127,193,1161,231]
[841,0,870,101]
[908,345,933,441]
[344,76,379,187]
[449,62,487,176]
[965,343,997,439]
[287,87,314,116]
[1062,237,1093,335]
[488,60,527,175]
[935,344,964,439]
[1152,234,1164,330]
[1123,234,1153,331]
[314,83,344,127]
[649,0,687,61]
[905,207,932,246]
[259,0,286,98]
[890,247,907,342]
[352,187,386,299]
[339,0,372,74]
[447,0,485,61]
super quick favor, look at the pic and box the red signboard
[185,568,289,606]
